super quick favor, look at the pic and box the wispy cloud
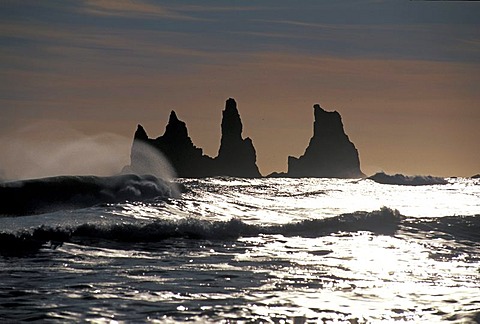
[174,4,266,13]
[461,38,480,50]
[252,18,451,33]
[0,20,214,62]
[81,0,195,20]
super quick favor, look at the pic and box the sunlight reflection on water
[0,177,479,322]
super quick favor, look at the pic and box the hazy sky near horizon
[1,0,479,179]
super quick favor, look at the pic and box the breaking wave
[368,172,448,186]
[0,174,178,216]
[3,208,478,257]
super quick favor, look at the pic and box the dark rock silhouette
[471,174,480,179]
[129,98,260,178]
[215,98,261,177]
[129,111,214,178]
[287,104,364,178]
[266,171,288,178]
[128,99,365,179]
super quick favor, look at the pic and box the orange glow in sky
[1,1,479,179]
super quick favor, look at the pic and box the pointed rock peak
[313,104,328,117]
[134,124,148,140]
[169,110,179,123]
[313,103,341,123]
[288,103,364,178]
[311,103,344,138]
[221,98,243,140]
[225,98,238,112]
[164,110,189,140]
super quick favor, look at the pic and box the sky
[1,0,479,179]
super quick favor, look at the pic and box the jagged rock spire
[134,124,148,141]
[221,98,243,141]
[163,110,189,143]
[288,103,364,178]
[216,98,261,177]
[313,104,343,137]
[127,98,363,179]
[128,98,261,178]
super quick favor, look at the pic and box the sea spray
[0,121,178,183]
[0,121,131,180]
[122,140,177,181]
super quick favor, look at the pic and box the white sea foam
[0,174,177,216]
[0,177,478,323]
[368,171,448,186]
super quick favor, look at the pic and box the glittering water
[1,177,479,323]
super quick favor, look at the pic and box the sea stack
[129,111,214,177]
[215,98,261,177]
[127,98,261,178]
[287,104,364,178]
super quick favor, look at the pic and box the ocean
[1,176,479,323]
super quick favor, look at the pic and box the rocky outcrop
[128,98,260,178]
[287,104,364,178]
[215,98,261,177]
[128,99,365,179]
[129,111,214,178]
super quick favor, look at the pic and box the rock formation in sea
[214,98,261,177]
[128,98,260,178]
[287,104,364,178]
[129,111,215,178]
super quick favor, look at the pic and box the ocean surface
[1,176,479,323]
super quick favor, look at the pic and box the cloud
[1,0,479,177]
[81,0,263,18]
[242,19,480,63]
[81,0,195,20]
[172,4,267,13]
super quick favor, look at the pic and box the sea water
[0,177,479,323]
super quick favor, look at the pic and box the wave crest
[0,174,177,216]
[368,172,448,186]
[0,208,401,256]
[3,208,477,257]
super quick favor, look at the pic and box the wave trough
[0,176,479,323]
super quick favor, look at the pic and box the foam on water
[368,172,448,186]
[0,177,479,322]
[0,174,178,216]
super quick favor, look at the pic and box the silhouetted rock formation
[215,99,261,177]
[128,98,260,178]
[288,104,364,178]
[266,171,288,178]
[128,99,366,179]
[129,111,214,178]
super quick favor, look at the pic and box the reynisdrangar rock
[128,98,260,178]
[287,104,364,178]
[127,99,363,178]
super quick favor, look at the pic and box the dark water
[1,177,479,323]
